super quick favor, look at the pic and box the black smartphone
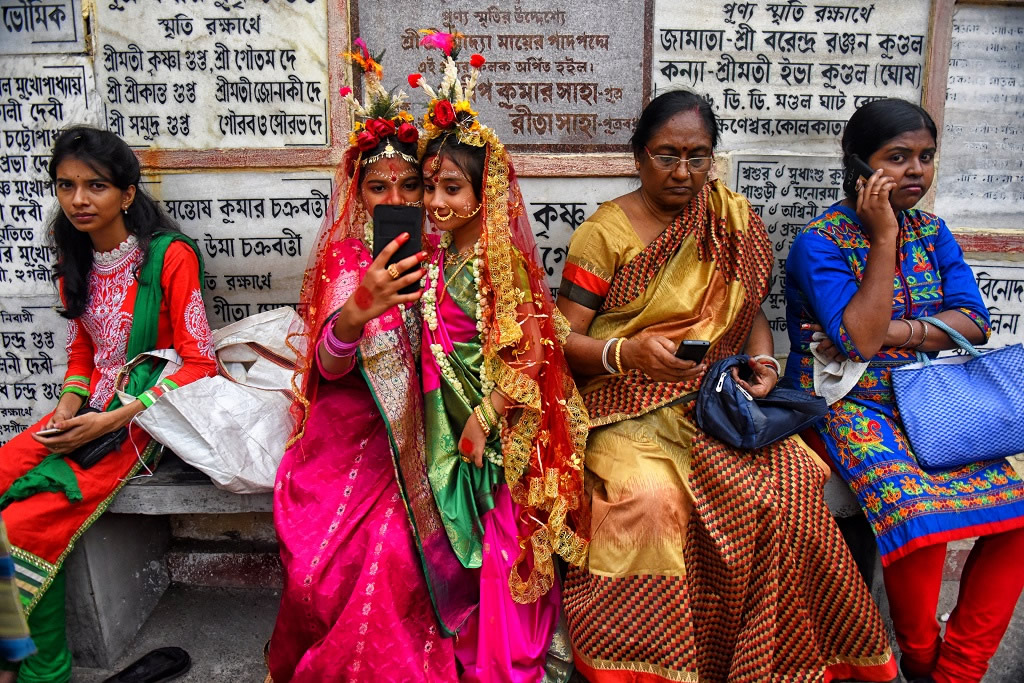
[849,154,876,181]
[675,339,710,364]
[372,205,423,295]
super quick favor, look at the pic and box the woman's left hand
[802,322,846,364]
[458,414,487,468]
[32,409,120,454]
[732,357,778,399]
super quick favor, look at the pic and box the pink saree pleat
[269,378,457,683]
[454,487,560,683]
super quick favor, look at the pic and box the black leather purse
[64,406,129,469]
[695,355,827,450]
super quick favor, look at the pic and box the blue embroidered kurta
[784,204,1024,565]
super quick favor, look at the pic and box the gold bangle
[473,405,492,438]
[482,395,500,430]
[613,337,626,374]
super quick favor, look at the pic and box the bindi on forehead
[429,169,467,184]
[365,166,418,183]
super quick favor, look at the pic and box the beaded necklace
[421,231,498,446]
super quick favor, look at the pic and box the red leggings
[883,527,1024,683]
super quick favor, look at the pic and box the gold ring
[460,455,471,464]
[387,264,400,280]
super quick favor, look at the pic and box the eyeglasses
[644,147,713,173]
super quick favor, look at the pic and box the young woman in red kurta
[0,126,215,683]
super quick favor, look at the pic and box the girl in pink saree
[267,45,473,682]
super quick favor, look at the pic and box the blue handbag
[890,316,1024,469]
[695,355,827,450]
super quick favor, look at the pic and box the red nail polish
[398,232,409,243]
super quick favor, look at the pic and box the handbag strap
[916,316,983,365]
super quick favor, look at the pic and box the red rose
[366,117,396,138]
[433,100,456,127]
[396,122,419,144]
[338,86,352,97]
[356,130,379,151]
[470,54,486,68]
[407,73,423,88]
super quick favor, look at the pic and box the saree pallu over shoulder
[358,319,478,635]
[571,181,773,426]
[469,140,590,604]
[303,236,477,636]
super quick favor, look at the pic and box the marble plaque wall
[653,0,931,152]
[354,0,649,151]
[934,4,1024,230]
[1,0,83,54]
[94,0,329,148]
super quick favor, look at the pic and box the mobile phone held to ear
[675,339,710,364]
[372,205,423,295]
[849,154,876,182]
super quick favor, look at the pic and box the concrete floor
[69,584,1023,682]
[72,585,278,683]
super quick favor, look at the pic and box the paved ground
[72,585,278,683]
[70,578,1022,682]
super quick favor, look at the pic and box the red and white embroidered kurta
[0,237,216,569]
[62,239,215,409]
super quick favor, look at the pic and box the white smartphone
[36,427,66,437]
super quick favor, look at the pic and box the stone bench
[65,453,272,668]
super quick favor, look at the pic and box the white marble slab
[934,4,1024,230]
[93,0,328,148]
[653,0,930,153]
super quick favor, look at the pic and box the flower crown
[408,29,489,147]
[339,38,418,165]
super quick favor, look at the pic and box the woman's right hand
[42,393,83,430]
[622,336,706,383]
[854,170,899,243]
[44,407,76,431]
[338,233,426,332]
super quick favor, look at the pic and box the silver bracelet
[601,337,618,374]
[751,354,781,376]
[897,318,915,347]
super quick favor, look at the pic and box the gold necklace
[438,248,475,305]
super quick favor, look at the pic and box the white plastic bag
[136,307,305,493]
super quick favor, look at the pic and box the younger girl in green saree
[409,36,588,682]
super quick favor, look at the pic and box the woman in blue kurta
[785,98,1024,683]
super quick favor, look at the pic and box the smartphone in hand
[675,340,710,364]
[849,154,876,182]
[36,427,67,437]
[372,205,423,294]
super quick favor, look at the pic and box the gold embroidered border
[574,650,700,683]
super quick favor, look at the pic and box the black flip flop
[102,647,191,683]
